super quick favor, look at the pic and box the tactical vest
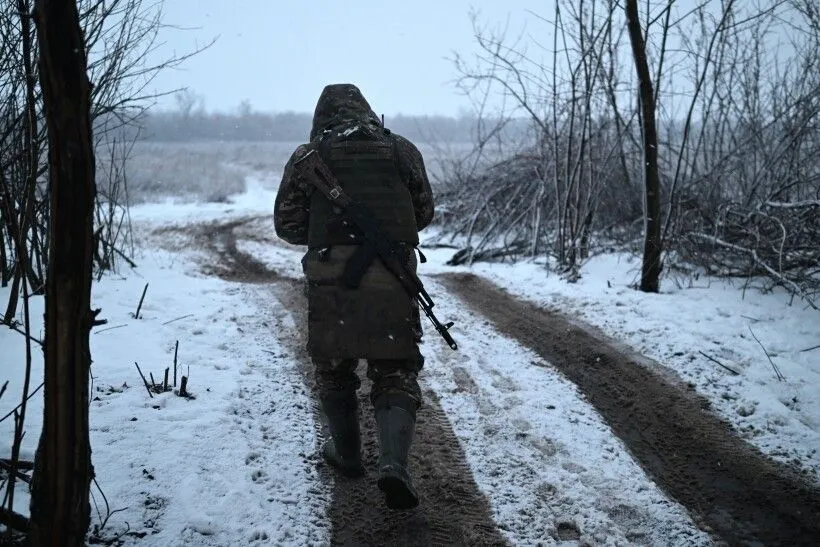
[307,129,419,248]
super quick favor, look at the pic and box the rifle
[295,149,458,351]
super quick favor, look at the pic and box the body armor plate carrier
[307,130,419,248]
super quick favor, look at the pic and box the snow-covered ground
[2,175,817,544]
[1,179,330,544]
[420,251,820,481]
[246,233,712,545]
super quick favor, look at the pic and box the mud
[329,384,507,546]
[440,272,820,546]
[196,217,282,283]
[184,219,507,546]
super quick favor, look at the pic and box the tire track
[170,219,508,546]
[269,268,507,546]
[440,272,820,546]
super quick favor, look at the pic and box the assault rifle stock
[295,149,458,351]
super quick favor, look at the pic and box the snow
[245,224,713,545]
[1,182,329,544]
[420,287,711,545]
[84,252,327,544]
[128,176,277,226]
[420,249,820,480]
[2,173,816,543]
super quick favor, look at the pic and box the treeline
[436,0,820,305]
[133,109,526,143]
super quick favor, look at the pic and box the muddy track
[272,283,506,546]
[440,273,820,546]
[169,219,507,546]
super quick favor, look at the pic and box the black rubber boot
[374,392,419,510]
[321,390,365,478]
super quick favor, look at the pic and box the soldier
[274,83,434,510]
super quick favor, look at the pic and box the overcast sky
[144,1,795,118]
[146,0,542,116]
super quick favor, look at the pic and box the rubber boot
[321,390,365,478]
[374,392,419,510]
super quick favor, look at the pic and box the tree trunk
[28,0,96,544]
[0,220,7,287]
[625,0,663,293]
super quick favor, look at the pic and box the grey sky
[147,0,541,116]
[146,1,796,118]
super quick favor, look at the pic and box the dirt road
[440,273,820,546]
[160,216,820,545]
[184,218,508,546]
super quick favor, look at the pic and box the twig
[91,476,127,532]
[7,258,36,520]
[0,382,44,424]
[698,351,740,375]
[173,340,179,387]
[0,460,33,471]
[94,323,127,334]
[1,321,43,346]
[109,244,138,268]
[91,308,107,327]
[748,326,785,381]
[89,521,131,545]
[149,373,156,388]
[740,315,762,323]
[765,199,820,209]
[0,507,29,533]
[134,362,153,398]
[162,314,193,325]
[799,344,820,353]
[134,282,149,319]
[0,460,31,484]
[179,376,188,397]
[0,381,7,400]
[690,233,817,310]
[163,368,169,392]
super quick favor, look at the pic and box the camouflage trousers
[313,347,424,408]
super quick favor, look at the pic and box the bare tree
[441,0,818,304]
[0,9,210,531]
[446,3,628,272]
[625,0,663,292]
[1,0,213,325]
[660,0,820,305]
[0,0,211,541]
[27,0,96,542]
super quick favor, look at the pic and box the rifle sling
[301,154,408,290]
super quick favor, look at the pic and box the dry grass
[122,141,301,204]
[121,140,468,205]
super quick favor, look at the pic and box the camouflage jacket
[274,84,435,246]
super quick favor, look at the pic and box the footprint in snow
[553,520,582,541]
[249,530,269,541]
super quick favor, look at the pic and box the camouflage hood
[310,84,381,141]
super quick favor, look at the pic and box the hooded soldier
[274,84,434,510]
